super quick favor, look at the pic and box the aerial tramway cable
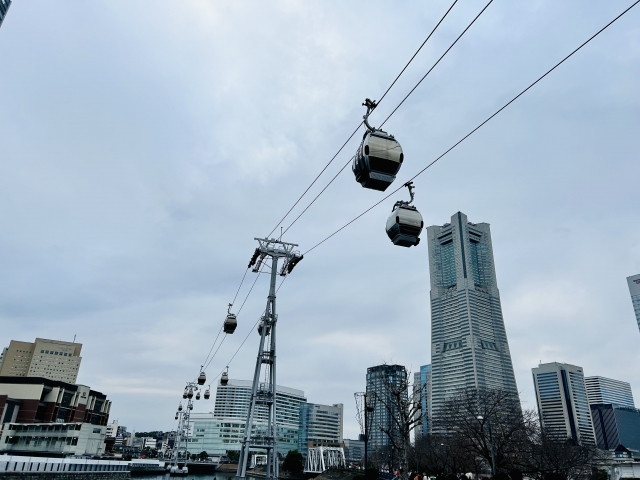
[302,0,640,256]
[267,0,461,238]
[280,0,494,235]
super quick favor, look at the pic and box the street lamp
[440,443,449,475]
[365,394,374,479]
[477,415,496,477]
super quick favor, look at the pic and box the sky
[1,0,639,439]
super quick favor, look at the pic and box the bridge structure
[303,447,346,473]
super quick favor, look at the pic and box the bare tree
[369,366,424,480]
[436,387,535,474]
[520,426,604,480]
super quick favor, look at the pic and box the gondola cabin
[224,313,237,334]
[386,204,423,247]
[353,131,403,191]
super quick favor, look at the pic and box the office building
[627,274,640,333]
[366,364,407,451]
[413,365,432,439]
[0,338,82,383]
[532,362,596,445]
[298,403,343,455]
[427,212,519,419]
[591,403,640,452]
[0,0,10,29]
[585,376,635,409]
[189,378,306,456]
[343,438,364,465]
[0,376,111,456]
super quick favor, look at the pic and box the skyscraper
[0,338,82,383]
[298,403,343,455]
[427,212,518,419]
[585,376,635,409]
[627,274,640,332]
[366,364,407,451]
[0,0,11,29]
[413,365,432,438]
[532,362,596,445]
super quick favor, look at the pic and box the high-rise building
[427,212,518,419]
[343,438,364,464]
[189,378,306,456]
[0,0,11,29]
[413,365,432,439]
[585,376,635,409]
[590,403,640,451]
[366,364,407,451]
[0,338,82,384]
[627,274,640,332]
[298,403,343,455]
[532,362,596,445]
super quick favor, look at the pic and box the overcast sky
[1,0,639,438]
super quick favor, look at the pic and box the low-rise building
[343,438,364,465]
[0,376,111,456]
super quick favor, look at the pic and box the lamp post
[440,443,449,475]
[364,394,374,479]
[477,415,496,477]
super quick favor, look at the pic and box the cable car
[175,414,178,420]
[182,388,188,399]
[224,304,237,334]
[196,391,201,400]
[204,388,210,400]
[198,371,206,385]
[385,182,423,248]
[187,388,194,399]
[353,98,404,192]
[221,367,229,386]
[257,319,271,336]
[188,403,193,410]
[178,404,183,411]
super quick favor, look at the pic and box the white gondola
[197,371,206,385]
[204,388,210,400]
[187,388,193,399]
[385,182,423,248]
[352,98,403,192]
[174,414,178,420]
[221,367,229,386]
[196,391,201,400]
[182,389,188,399]
[224,304,237,334]
[178,404,182,411]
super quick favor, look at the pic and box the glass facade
[187,379,306,456]
[297,403,343,455]
[427,212,519,423]
[0,0,10,29]
[532,363,596,445]
[585,376,635,409]
[366,364,406,451]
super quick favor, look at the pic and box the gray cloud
[1,0,639,437]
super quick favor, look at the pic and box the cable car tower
[237,237,303,480]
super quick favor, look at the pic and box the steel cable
[303,0,640,256]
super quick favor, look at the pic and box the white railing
[304,447,346,473]
[0,454,129,473]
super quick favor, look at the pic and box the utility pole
[236,238,302,480]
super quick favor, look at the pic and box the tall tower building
[532,362,596,445]
[427,212,518,419]
[585,376,635,409]
[0,0,11,29]
[627,274,640,332]
[0,338,82,383]
[366,364,407,451]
